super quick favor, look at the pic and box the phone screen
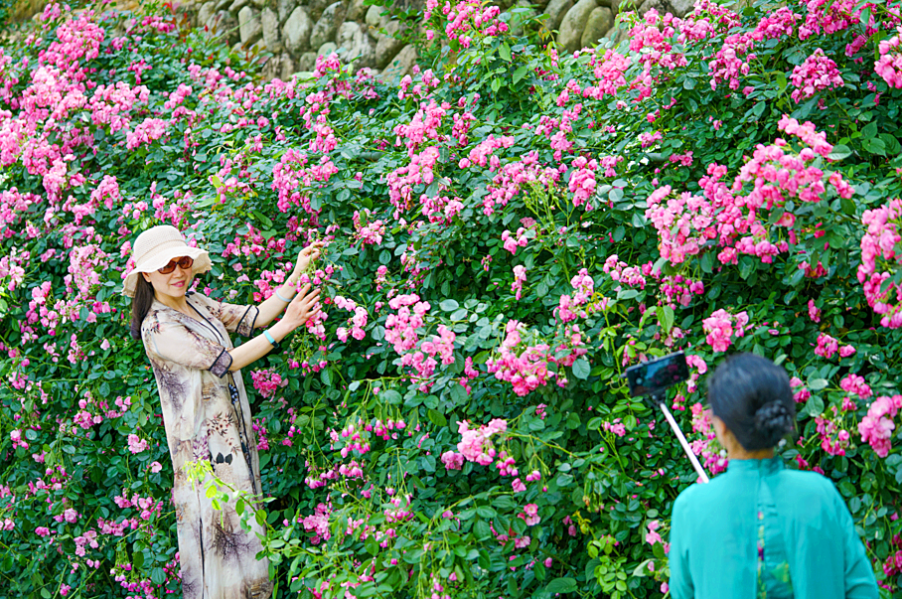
[625,352,689,398]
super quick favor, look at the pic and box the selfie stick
[652,393,710,484]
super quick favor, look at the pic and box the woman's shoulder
[775,466,841,497]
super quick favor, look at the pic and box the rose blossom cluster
[250,369,288,399]
[876,27,902,89]
[858,395,902,458]
[857,198,902,328]
[702,309,749,352]
[441,418,508,469]
[813,333,855,359]
[333,296,368,342]
[603,255,646,289]
[483,150,561,215]
[790,48,844,103]
[511,265,527,300]
[647,118,848,268]
[486,321,553,396]
[557,268,597,323]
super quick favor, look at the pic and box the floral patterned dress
[141,292,273,599]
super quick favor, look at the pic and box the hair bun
[754,401,794,445]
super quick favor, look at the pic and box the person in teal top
[668,353,880,599]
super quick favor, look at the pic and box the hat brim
[121,246,212,298]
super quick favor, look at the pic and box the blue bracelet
[263,330,279,347]
[274,288,292,303]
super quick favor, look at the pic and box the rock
[347,0,368,20]
[668,0,694,17]
[611,0,621,13]
[557,0,598,53]
[229,0,248,12]
[277,0,297,23]
[214,0,232,10]
[250,0,266,6]
[282,6,313,54]
[637,0,665,16]
[375,20,404,69]
[337,21,376,71]
[298,51,317,72]
[309,0,334,22]
[197,1,216,29]
[280,52,295,79]
[541,0,573,32]
[365,4,384,28]
[581,6,613,46]
[261,55,281,80]
[205,10,238,42]
[309,2,345,50]
[596,0,612,6]
[238,6,262,44]
[382,43,417,82]
[261,8,281,51]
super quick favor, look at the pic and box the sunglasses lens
[158,257,193,274]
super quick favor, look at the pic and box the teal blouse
[668,456,879,599]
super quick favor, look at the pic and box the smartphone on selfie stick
[624,351,710,483]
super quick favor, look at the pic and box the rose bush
[2,0,902,597]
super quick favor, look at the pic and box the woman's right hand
[282,284,322,332]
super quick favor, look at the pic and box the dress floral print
[141,292,272,599]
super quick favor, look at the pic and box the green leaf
[660,305,674,333]
[380,390,402,405]
[806,395,825,417]
[827,144,852,161]
[440,299,459,311]
[808,378,828,390]
[572,358,590,380]
[862,137,885,156]
[513,66,529,84]
[546,578,578,594]
[499,43,511,62]
[427,408,447,427]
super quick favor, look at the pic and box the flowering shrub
[2,0,902,597]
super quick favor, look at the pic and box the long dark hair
[708,353,796,451]
[129,276,155,340]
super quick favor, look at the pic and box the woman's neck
[154,291,190,313]
[727,447,775,461]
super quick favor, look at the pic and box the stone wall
[534,0,694,52]
[196,0,420,81]
[13,0,700,83]
[199,0,697,81]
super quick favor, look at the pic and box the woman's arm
[228,284,321,372]
[255,241,324,328]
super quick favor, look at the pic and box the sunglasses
[158,256,194,274]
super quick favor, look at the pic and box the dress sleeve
[668,491,695,599]
[192,293,259,336]
[143,317,233,378]
[831,486,880,599]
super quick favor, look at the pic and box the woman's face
[141,257,194,300]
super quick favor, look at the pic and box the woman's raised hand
[283,284,322,331]
[294,241,325,276]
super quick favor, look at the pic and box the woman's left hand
[293,241,325,276]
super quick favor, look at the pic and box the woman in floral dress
[123,225,323,599]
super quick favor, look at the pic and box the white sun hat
[122,225,212,297]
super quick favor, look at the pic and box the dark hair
[707,353,796,451]
[129,276,155,340]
